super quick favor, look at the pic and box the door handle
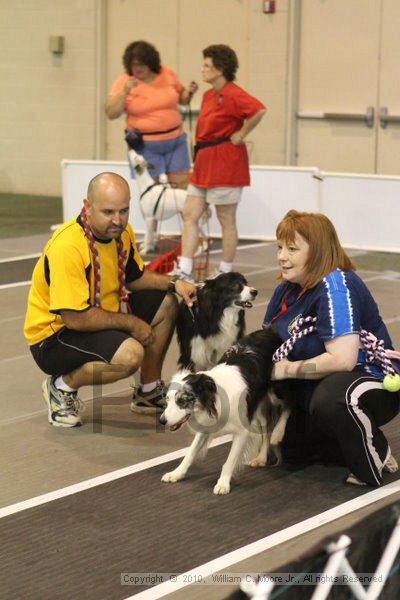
[379,107,400,128]
[297,106,375,128]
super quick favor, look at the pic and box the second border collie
[176,272,258,372]
[160,327,291,495]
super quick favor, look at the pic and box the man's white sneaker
[42,376,83,427]
[130,381,168,414]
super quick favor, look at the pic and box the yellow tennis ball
[383,374,400,392]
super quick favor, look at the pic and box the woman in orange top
[106,40,198,188]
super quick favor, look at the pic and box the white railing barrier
[62,160,400,253]
[237,515,400,600]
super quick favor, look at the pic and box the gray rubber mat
[1,418,399,600]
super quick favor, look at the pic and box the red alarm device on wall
[263,0,276,14]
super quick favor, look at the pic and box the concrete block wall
[0,0,97,196]
[248,0,291,166]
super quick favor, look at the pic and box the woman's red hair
[276,210,355,288]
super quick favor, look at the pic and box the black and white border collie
[176,272,258,372]
[160,327,292,495]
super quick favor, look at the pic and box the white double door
[296,0,400,175]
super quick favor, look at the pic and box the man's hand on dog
[175,280,197,307]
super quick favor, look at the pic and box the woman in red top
[172,45,266,281]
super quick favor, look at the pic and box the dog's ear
[187,373,218,418]
[201,278,216,296]
[237,272,248,286]
[200,278,222,313]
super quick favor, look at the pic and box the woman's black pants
[283,372,399,486]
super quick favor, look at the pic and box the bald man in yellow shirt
[24,172,195,427]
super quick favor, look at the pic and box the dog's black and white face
[202,272,257,309]
[176,271,258,372]
[160,371,218,431]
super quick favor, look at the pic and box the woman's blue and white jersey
[263,269,394,406]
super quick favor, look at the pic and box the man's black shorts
[30,290,166,376]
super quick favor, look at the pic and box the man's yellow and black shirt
[24,216,144,345]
